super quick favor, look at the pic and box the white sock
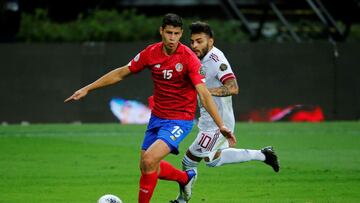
[182,154,199,171]
[216,148,265,166]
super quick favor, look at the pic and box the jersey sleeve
[188,55,205,85]
[128,49,149,73]
[216,59,236,84]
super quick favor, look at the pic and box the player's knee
[205,158,220,167]
[140,154,156,171]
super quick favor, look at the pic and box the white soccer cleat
[181,168,197,201]
[170,168,197,203]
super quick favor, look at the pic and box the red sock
[158,160,188,185]
[138,171,158,203]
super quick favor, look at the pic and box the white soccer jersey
[197,46,236,132]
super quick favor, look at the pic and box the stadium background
[1,0,359,123]
[1,1,360,203]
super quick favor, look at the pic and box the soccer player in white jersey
[171,22,280,203]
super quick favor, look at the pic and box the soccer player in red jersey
[64,14,236,203]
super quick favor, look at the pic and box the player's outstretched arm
[195,83,237,146]
[208,78,239,97]
[64,65,132,102]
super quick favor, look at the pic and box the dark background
[0,0,359,123]
[0,42,358,123]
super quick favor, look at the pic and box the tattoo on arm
[210,85,231,97]
[209,79,239,97]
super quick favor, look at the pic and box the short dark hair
[189,21,214,38]
[162,13,183,28]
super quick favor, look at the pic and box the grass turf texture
[0,122,359,203]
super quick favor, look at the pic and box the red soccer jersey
[129,42,204,120]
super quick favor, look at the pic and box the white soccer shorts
[188,129,229,161]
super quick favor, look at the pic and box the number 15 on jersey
[162,70,173,79]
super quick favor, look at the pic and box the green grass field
[0,122,360,203]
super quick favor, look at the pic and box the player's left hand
[220,126,237,147]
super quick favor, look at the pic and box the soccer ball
[97,194,123,203]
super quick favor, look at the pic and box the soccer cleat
[170,183,188,203]
[169,199,187,203]
[180,169,197,201]
[172,194,187,203]
[261,146,280,172]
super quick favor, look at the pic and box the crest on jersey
[175,63,183,72]
[134,53,140,62]
[199,65,206,76]
[220,63,228,71]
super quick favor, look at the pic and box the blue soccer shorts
[142,114,194,155]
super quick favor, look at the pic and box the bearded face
[190,33,213,60]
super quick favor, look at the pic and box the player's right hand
[64,88,88,102]
[220,126,237,147]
